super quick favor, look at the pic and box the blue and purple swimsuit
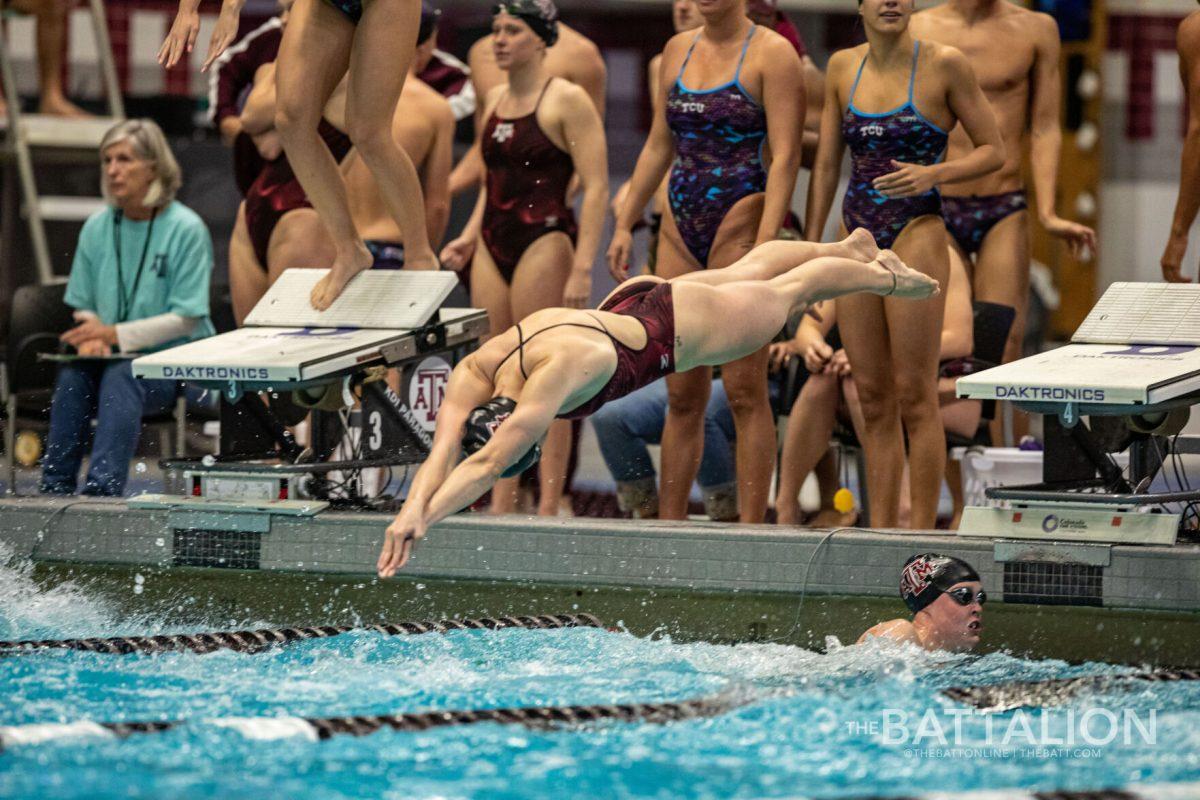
[841,41,948,250]
[665,25,768,267]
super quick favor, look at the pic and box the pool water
[2,552,1199,799]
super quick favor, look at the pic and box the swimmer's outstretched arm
[378,359,492,575]
[378,362,574,577]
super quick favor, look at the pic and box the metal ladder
[0,0,125,285]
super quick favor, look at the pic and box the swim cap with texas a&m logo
[900,553,980,614]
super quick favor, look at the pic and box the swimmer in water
[858,553,984,652]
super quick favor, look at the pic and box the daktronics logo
[408,356,451,431]
[994,386,1106,401]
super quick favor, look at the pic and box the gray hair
[99,118,182,209]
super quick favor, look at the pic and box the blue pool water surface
[2,553,1199,799]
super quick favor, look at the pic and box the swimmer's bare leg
[344,0,437,273]
[672,228,880,287]
[675,252,938,370]
[274,0,367,311]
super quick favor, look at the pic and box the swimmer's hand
[767,340,799,372]
[803,339,834,374]
[201,2,242,72]
[439,236,475,272]
[873,160,937,199]
[157,7,200,69]
[563,267,591,309]
[1162,232,1193,283]
[606,229,633,282]
[1042,215,1096,261]
[828,348,852,378]
[378,506,426,577]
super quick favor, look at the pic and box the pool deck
[1,496,1198,616]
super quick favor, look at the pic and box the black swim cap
[493,0,559,46]
[418,1,440,44]
[900,553,981,614]
[461,397,542,478]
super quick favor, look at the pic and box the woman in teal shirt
[40,119,215,496]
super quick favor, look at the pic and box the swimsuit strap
[733,24,756,84]
[533,76,554,110]
[677,32,702,80]
[908,41,920,103]
[492,321,619,381]
[848,50,869,106]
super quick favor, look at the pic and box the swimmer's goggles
[946,587,987,607]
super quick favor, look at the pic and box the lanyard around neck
[113,207,158,323]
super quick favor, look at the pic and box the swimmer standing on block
[377,230,938,576]
[858,553,985,652]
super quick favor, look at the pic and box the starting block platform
[133,270,487,397]
[956,282,1200,545]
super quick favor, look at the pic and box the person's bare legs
[887,220,950,529]
[2,0,89,117]
[229,204,268,326]
[972,211,1031,445]
[659,367,711,519]
[273,0,361,311]
[654,207,709,520]
[469,242,517,512]
[698,197,774,522]
[509,233,573,516]
[777,371,840,525]
[676,228,880,288]
[312,0,435,309]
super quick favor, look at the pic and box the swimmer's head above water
[461,397,543,478]
[857,553,985,653]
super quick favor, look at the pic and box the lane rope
[944,668,1200,712]
[0,613,605,657]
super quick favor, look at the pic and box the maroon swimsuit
[493,280,678,420]
[480,79,577,283]
[243,119,352,269]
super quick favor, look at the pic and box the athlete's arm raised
[1028,13,1096,258]
[608,34,689,279]
[803,50,852,241]
[555,84,610,307]
[755,35,805,247]
[1163,14,1200,282]
[877,46,1003,198]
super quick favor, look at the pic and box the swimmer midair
[378,232,938,576]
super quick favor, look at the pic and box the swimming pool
[3,551,1200,799]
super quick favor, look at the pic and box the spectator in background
[0,0,90,120]
[591,378,737,522]
[40,120,214,496]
